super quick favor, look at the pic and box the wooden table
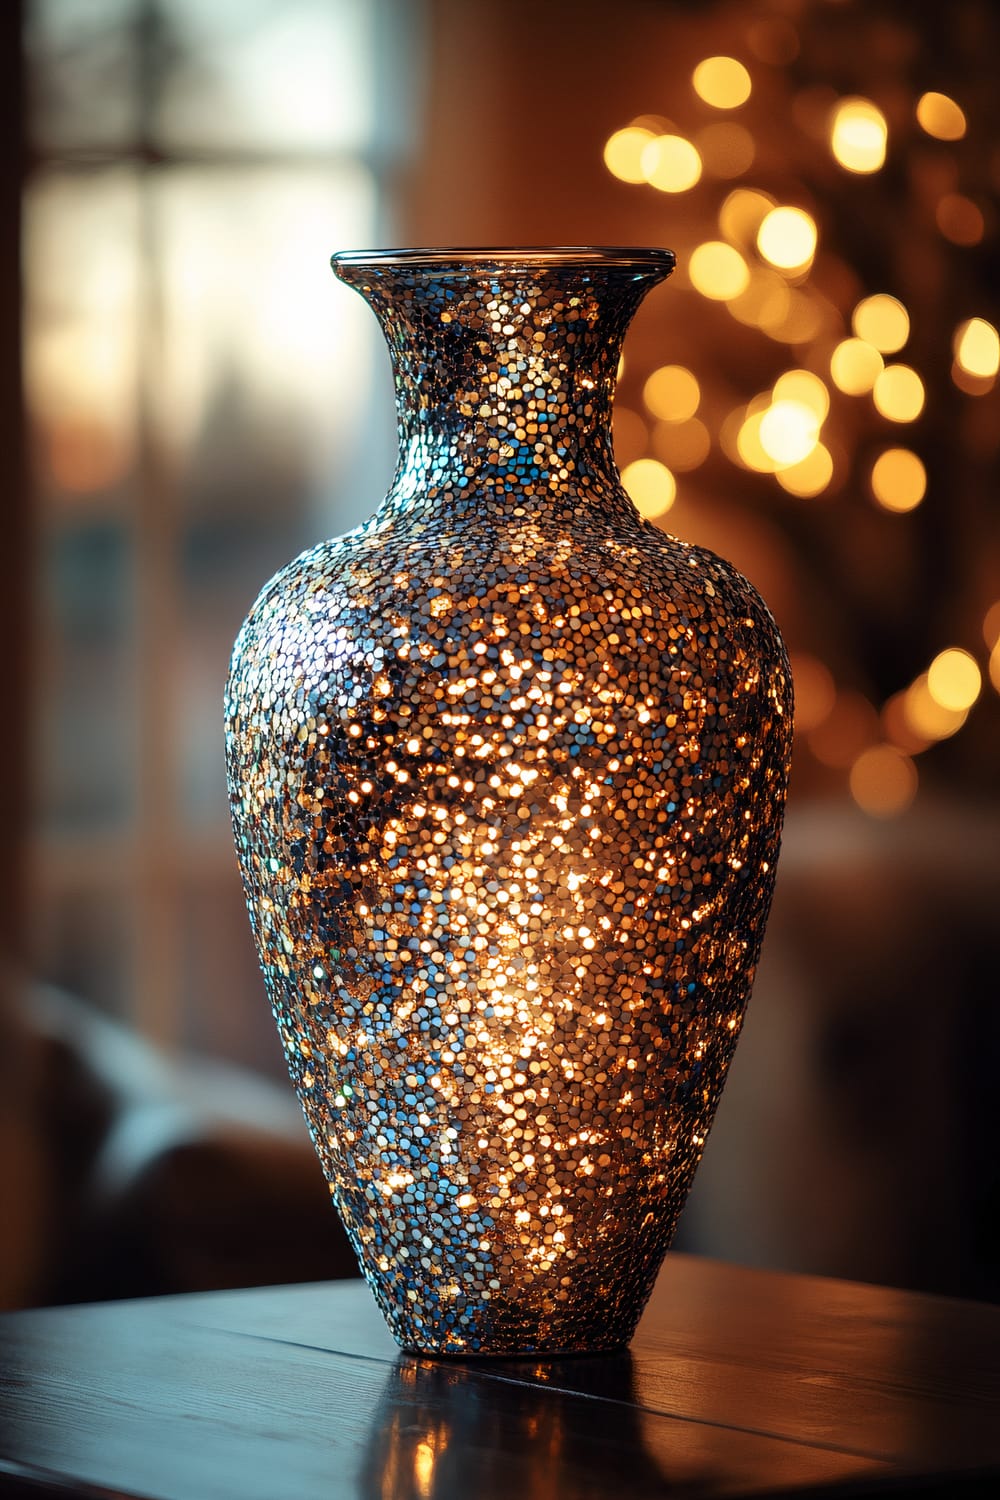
[0,1254,998,1498]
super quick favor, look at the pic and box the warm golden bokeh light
[882,690,932,756]
[735,408,779,473]
[953,317,1000,378]
[775,443,833,497]
[936,194,985,247]
[916,91,967,141]
[830,338,883,395]
[852,294,909,354]
[651,417,711,471]
[870,448,926,512]
[808,691,878,768]
[756,206,817,272]
[643,364,700,422]
[849,745,918,818]
[927,647,982,712]
[612,406,648,469]
[719,187,775,245]
[903,674,968,741]
[991,640,1000,696]
[872,364,925,422]
[641,134,703,192]
[621,457,677,519]
[696,123,756,178]
[790,653,836,732]
[603,126,655,183]
[950,360,996,396]
[692,56,752,109]
[983,600,1000,650]
[772,369,830,421]
[830,97,888,173]
[689,241,750,299]
[759,399,821,465]
[727,269,790,330]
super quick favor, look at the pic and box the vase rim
[331,246,675,274]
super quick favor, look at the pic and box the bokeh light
[756,206,817,272]
[790,652,836,731]
[808,691,879,768]
[852,294,909,354]
[830,338,883,394]
[870,448,926,512]
[772,369,830,420]
[936,194,985,246]
[983,600,1000,650]
[689,241,750,299]
[621,457,677,519]
[916,90,967,140]
[775,443,833,497]
[643,364,700,422]
[849,745,918,818]
[603,125,655,183]
[759,399,821,465]
[830,97,887,173]
[927,647,982,711]
[903,674,969,741]
[719,187,775,244]
[872,364,925,422]
[692,56,752,109]
[953,317,1000,378]
[651,417,711,471]
[641,134,703,192]
[696,123,756,178]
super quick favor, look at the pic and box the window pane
[156,0,376,152]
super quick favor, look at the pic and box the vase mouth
[331,246,675,276]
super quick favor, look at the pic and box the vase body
[226,248,793,1355]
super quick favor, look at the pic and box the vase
[226,247,793,1356]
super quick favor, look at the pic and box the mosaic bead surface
[226,249,793,1354]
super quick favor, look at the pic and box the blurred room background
[1,0,998,1309]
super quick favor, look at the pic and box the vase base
[398,1339,629,1361]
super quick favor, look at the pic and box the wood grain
[1,1255,998,1499]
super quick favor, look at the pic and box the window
[26,0,418,1066]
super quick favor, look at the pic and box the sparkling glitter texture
[226,248,793,1355]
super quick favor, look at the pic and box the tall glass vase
[226,248,793,1355]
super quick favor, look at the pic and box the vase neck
[332,249,674,519]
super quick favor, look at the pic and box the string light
[953,317,1000,378]
[756,206,817,273]
[692,56,752,109]
[621,458,677,519]
[689,241,750,299]
[696,123,755,178]
[926,648,982,711]
[759,400,820,465]
[830,97,888,173]
[872,364,925,422]
[642,365,700,422]
[916,91,967,140]
[641,134,702,192]
[936,194,985,246]
[603,126,655,183]
[651,418,711,471]
[719,187,775,244]
[982,601,1000,650]
[849,745,918,818]
[830,338,883,394]
[870,448,926,512]
[790,653,836,731]
[772,369,829,420]
[852,294,909,354]
[775,443,833,497]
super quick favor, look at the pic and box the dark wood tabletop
[0,1253,998,1499]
